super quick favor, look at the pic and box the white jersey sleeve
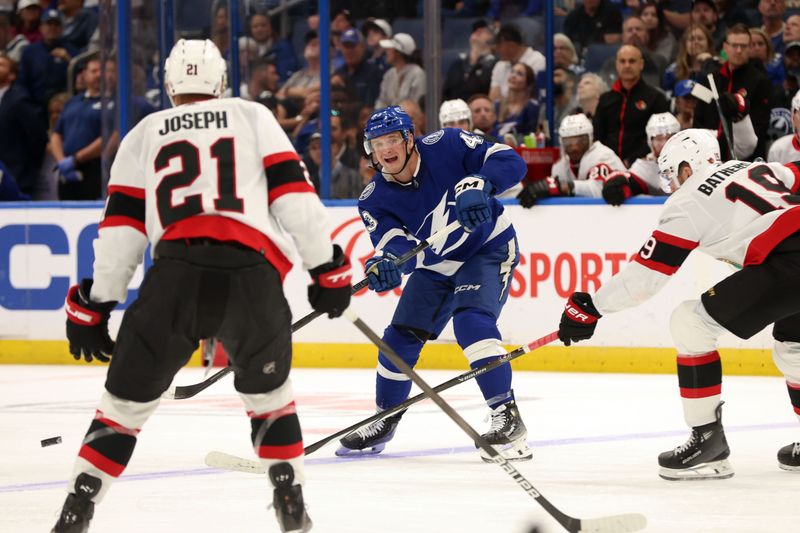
[594,159,800,315]
[767,134,800,164]
[628,155,666,195]
[91,98,333,304]
[572,141,627,198]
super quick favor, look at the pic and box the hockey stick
[707,73,736,160]
[163,220,462,400]
[204,330,558,472]
[341,309,646,533]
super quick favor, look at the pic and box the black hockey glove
[718,92,749,122]
[558,292,602,346]
[308,244,352,318]
[65,278,117,362]
[602,171,647,206]
[516,177,565,209]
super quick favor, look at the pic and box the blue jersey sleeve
[436,128,527,194]
[357,181,417,273]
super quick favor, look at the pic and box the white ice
[1,363,798,533]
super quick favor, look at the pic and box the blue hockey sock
[472,357,512,409]
[375,326,424,410]
[454,309,512,409]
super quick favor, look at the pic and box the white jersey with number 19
[595,159,800,314]
[91,97,332,303]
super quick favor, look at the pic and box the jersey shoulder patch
[421,130,445,145]
[359,181,376,201]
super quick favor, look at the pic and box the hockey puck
[41,436,62,447]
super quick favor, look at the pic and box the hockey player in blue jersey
[336,106,531,461]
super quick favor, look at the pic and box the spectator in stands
[760,0,787,54]
[335,28,382,111]
[575,72,608,118]
[330,112,362,198]
[361,18,391,74]
[374,33,425,109]
[550,66,579,131]
[443,19,497,102]
[601,15,667,90]
[716,0,754,30]
[637,0,677,63]
[488,23,545,102]
[243,12,297,82]
[211,3,229,57]
[662,23,713,93]
[553,33,585,77]
[303,131,322,193]
[35,91,69,200]
[240,57,280,102]
[57,0,97,52]
[672,79,697,129]
[18,9,76,109]
[1,11,28,62]
[594,44,670,166]
[495,62,539,142]
[0,52,47,197]
[750,27,785,87]
[399,98,426,135]
[690,0,725,51]
[693,23,771,159]
[14,0,42,44]
[563,0,623,52]
[277,30,321,106]
[486,0,543,19]
[50,55,103,200]
[784,14,800,46]
[468,93,498,137]
[330,7,355,71]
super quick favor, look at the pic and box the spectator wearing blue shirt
[18,9,77,109]
[58,0,97,52]
[240,12,298,82]
[494,62,539,142]
[334,28,383,111]
[51,55,103,200]
[0,52,48,196]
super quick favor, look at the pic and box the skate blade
[658,459,734,480]
[479,441,532,463]
[778,463,800,472]
[334,443,386,457]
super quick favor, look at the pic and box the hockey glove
[719,92,749,122]
[558,292,602,346]
[364,253,402,293]
[65,278,117,363]
[308,244,352,318]
[454,174,494,232]
[516,177,564,208]
[601,171,647,206]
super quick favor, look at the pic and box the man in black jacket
[0,53,47,197]
[693,23,772,160]
[593,44,669,167]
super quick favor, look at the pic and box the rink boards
[0,200,777,375]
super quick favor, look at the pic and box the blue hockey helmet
[363,106,414,155]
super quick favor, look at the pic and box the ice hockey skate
[478,400,532,462]
[51,473,101,533]
[778,442,800,471]
[335,411,404,456]
[658,403,733,480]
[269,462,312,533]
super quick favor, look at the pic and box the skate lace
[674,431,698,454]
[793,443,800,457]
[355,418,386,439]
[488,408,508,433]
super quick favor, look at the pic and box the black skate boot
[335,410,404,456]
[51,473,101,533]
[269,462,312,533]
[778,442,800,471]
[658,403,733,480]
[478,400,532,463]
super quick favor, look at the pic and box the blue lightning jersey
[357,128,527,276]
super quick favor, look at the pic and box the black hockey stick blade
[304,329,558,455]
[341,308,646,533]
[163,220,463,400]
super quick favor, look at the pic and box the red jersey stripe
[256,442,304,460]
[677,351,720,367]
[680,384,722,399]
[268,182,317,204]
[744,208,800,266]
[78,445,126,477]
[107,185,145,199]
[263,151,301,169]
[652,230,699,251]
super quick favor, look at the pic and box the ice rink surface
[1,363,798,533]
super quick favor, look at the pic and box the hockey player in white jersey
[556,129,800,479]
[768,90,800,164]
[439,98,472,130]
[517,113,625,207]
[51,40,352,533]
[601,112,680,205]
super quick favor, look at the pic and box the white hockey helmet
[558,113,593,144]
[439,98,472,129]
[792,89,800,113]
[645,112,680,152]
[164,39,228,106]
[657,128,720,193]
